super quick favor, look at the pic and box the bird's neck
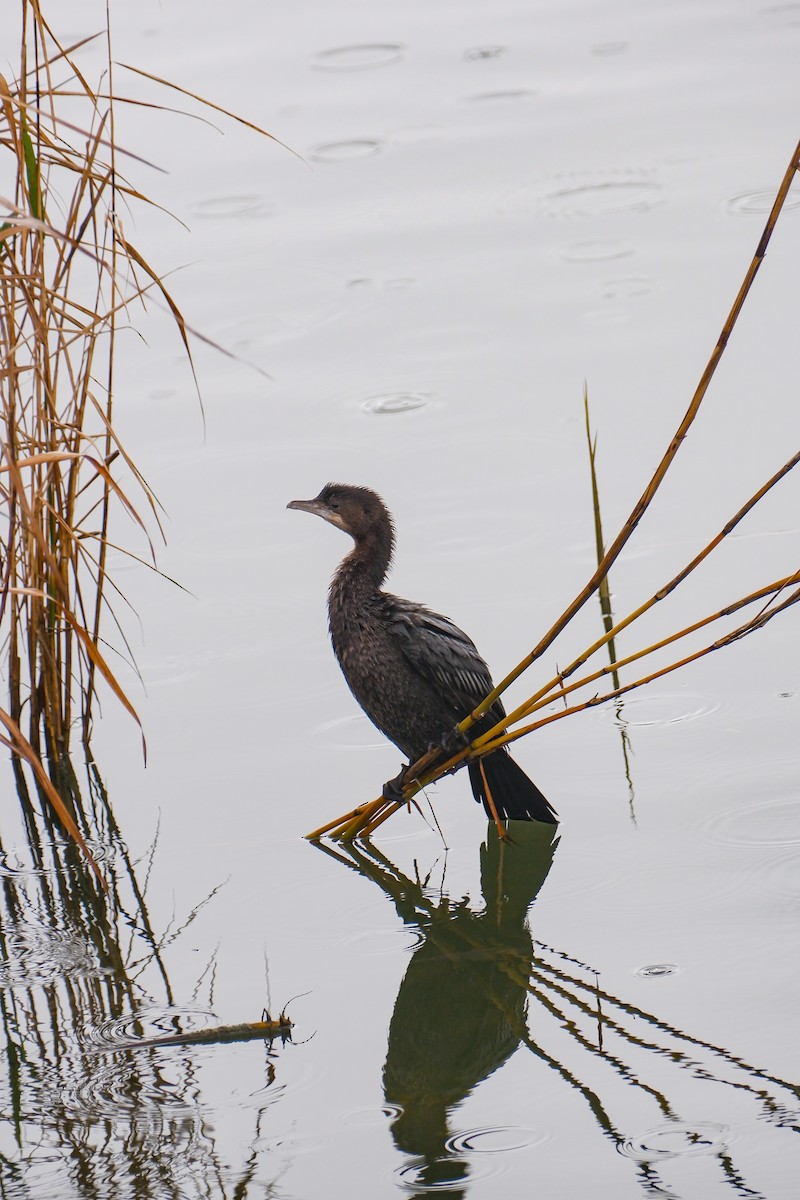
[328,532,391,628]
[333,531,390,591]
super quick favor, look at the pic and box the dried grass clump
[0,4,274,866]
[0,12,160,856]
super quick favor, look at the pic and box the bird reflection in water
[317,822,557,1195]
[316,829,800,1200]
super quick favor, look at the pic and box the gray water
[1,0,799,1196]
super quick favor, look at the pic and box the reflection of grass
[0,6,275,861]
[0,762,290,1195]
[312,136,800,840]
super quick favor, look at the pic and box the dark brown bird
[287,484,557,828]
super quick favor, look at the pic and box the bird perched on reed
[287,483,557,832]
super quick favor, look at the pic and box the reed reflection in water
[0,756,292,1199]
[318,829,799,1200]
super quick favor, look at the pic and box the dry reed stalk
[583,385,619,685]
[1,11,167,776]
[0,702,102,879]
[0,4,275,867]
[308,135,800,841]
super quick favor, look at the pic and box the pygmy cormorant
[287,484,557,827]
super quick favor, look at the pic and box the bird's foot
[382,766,409,804]
[431,725,470,760]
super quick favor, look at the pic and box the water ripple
[61,1058,203,1123]
[84,1004,218,1051]
[0,925,100,988]
[189,195,272,219]
[584,306,632,326]
[361,391,432,415]
[602,276,653,299]
[601,690,721,727]
[465,89,537,103]
[560,238,636,262]
[394,1154,496,1190]
[0,838,117,879]
[542,848,635,901]
[619,1121,730,1162]
[740,845,800,912]
[700,795,800,848]
[313,712,385,748]
[633,963,681,979]
[342,1103,404,1126]
[464,45,507,60]
[508,172,663,219]
[445,1125,548,1153]
[310,140,382,163]
[257,1133,326,1154]
[313,44,405,71]
[726,188,800,217]
[336,926,425,956]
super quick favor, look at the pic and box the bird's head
[287,483,393,546]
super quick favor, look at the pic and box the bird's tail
[468,751,558,825]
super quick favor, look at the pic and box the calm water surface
[1,0,799,1196]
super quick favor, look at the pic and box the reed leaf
[1,3,278,864]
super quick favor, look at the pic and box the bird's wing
[381,595,504,718]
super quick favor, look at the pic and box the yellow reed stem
[359,800,404,838]
[305,803,375,841]
[334,796,390,840]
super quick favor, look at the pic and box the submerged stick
[90,1013,293,1053]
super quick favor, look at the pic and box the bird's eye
[328,497,339,510]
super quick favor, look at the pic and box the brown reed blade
[116,63,304,162]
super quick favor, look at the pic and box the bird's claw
[382,766,408,803]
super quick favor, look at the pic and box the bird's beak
[287,497,324,517]
[287,496,345,530]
